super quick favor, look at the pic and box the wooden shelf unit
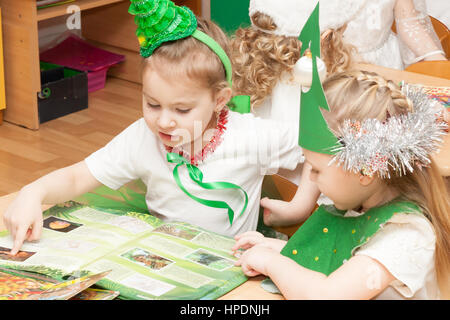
[0,7,5,126]
[37,0,125,21]
[0,0,201,130]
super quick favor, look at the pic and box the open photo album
[0,201,247,300]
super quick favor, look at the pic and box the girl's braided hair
[322,70,450,291]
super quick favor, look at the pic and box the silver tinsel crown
[330,84,448,179]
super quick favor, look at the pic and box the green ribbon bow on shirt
[167,153,249,225]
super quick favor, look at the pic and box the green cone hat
[129,0,197,57]
[298,3,340,154]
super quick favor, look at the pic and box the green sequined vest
[280,200,422,276]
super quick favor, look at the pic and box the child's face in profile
[141,66,221,149]
[303,149,377,211]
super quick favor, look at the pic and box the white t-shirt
[352,212,440,300]
[85,111,303,237]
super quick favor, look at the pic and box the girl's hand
[262,164,320,227]
[3,161,100,256]
[232,231,287,255]
[232,231,265,253]
[3,190,43,255]
[235,245,278,277]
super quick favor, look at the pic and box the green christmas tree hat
[297,2,340,155]
[129,0,197,58]
[129,0,235,89]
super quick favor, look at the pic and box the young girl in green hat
[232,69,450,299]
[3,0,303,255]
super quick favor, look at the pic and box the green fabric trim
[280,200,422,276]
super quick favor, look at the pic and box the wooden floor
[0,77,143,197]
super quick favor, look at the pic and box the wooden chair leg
[0,110,3,125]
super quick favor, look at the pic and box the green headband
[191,29,233,87]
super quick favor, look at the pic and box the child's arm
[3,161,101,255]
[395,0,447,62]
[262,163,320,227]
[236,245,395,299]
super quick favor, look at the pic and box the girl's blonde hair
[144,17,231,96]
[322,70,450,291]
[230,12,355,109]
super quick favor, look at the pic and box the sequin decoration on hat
[129,0,198,58]
[330,84,448,179]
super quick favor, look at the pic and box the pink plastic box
[40,34,125,93]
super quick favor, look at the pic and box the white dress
[343,0,445,69]
[353,211,440,299]
[85,111,303,238]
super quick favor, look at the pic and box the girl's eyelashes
[146,101,191,114]
[176,108,191,114]
[147,103,160,109]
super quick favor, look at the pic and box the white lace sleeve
[394,0,446,65]
[354,213,437,298]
